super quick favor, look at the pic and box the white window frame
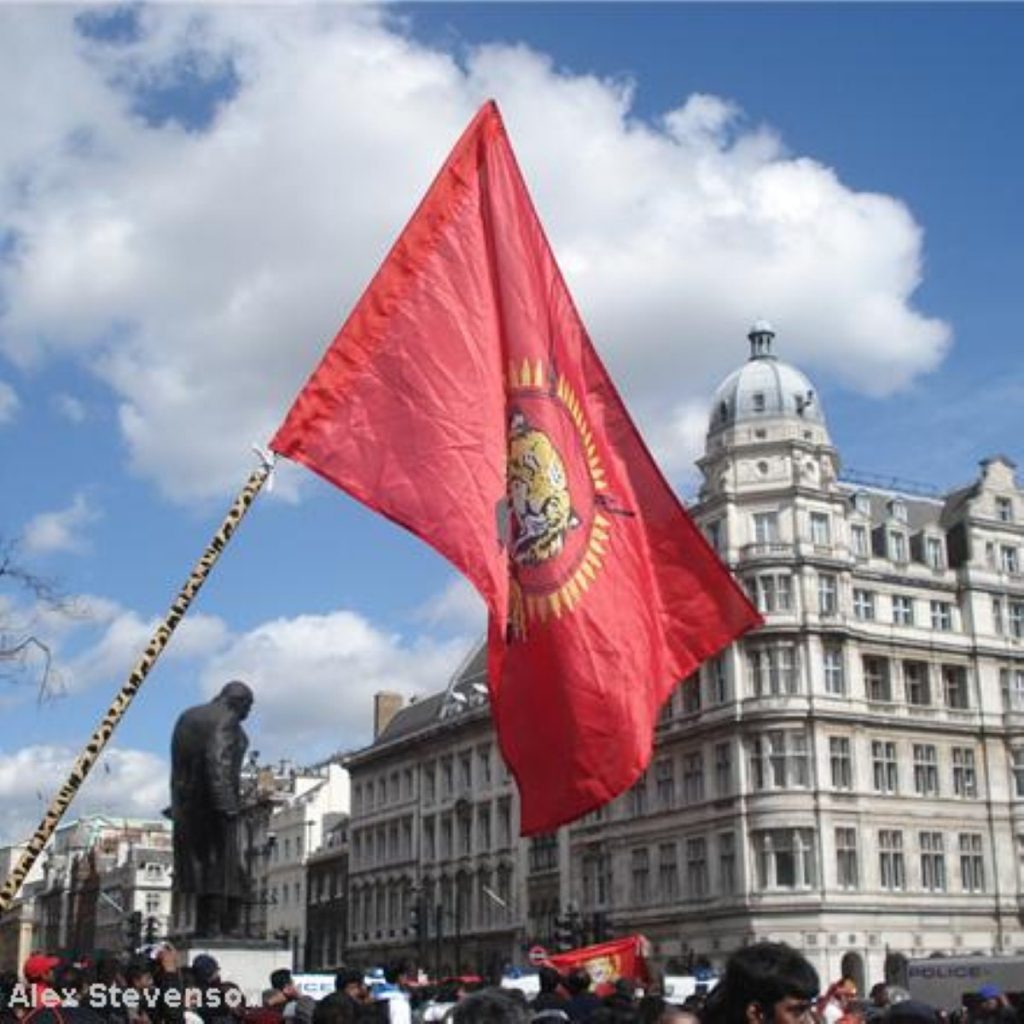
[879,830,906,891]
[913,744,940,796]
[823,645,845,695]
[818,573,838,615]
[892,594,914,626]
[835,826,859,890]
[872,740,898,794]
[829,736,853,790]
[754,828,816,891]
[810,512,831,546]
[854,589,876,621]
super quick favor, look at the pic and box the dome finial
[748,319,775,360]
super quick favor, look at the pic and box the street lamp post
[434,904,443,979]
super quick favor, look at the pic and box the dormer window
[719,401,729,423]
[854,491,871,516]
[888,498,908,523]
[889,531,908,563]
[926,536,945,570]
[752,392,766,413]
[997,496,1014,523]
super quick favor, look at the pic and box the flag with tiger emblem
[271,100,761,834]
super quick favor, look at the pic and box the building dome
[708,322,825,436]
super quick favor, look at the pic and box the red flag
[545,935,652,994]
[271,100,760,834]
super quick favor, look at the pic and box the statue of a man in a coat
[170,680,253,937]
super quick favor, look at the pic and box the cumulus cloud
[0,6,949,505]
[0,380,18,424]
[23,493,100,555]
[646,397,713,493]
[52,393,88,423]
[0,744,168,845]
[413,575,487,632]
[198,609,471,759]
[63,606,230,695]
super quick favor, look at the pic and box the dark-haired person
[451,989,529,1024]
[563,972,601,1024]
[701,943,819,1024]
[531,969,568,1016]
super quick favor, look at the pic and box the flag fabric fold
[271,100,760,834]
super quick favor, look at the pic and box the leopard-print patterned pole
[0,456,274,917]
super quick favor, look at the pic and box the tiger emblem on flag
[507,410,581,567]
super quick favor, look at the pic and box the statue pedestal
[174,938,292,1006]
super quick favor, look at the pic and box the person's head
[218,680,254,721]
[871,985,890,1009]
[335,968,365,1000]
[191,954,221,986]
[886,1000,939,1024]
[670,1011,700,1024]
[23,953,62,986]
[125,960,154,990]
[53,964,87,999]
[384,962,413,986]
[452,988,531,1024]
[612,979,634,1002]
[833,980,857,1009]
[271,969,295,995]
[978,986,1002,1012]
[704,942,819,1024]
[314,997,357,1024]
[565,970,592,997]
[538,967,563,995]
[94,955,126,987]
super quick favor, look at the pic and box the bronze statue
[170,680,253,937]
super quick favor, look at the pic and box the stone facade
[343,325,1024,990]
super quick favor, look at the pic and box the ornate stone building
[344,323,1024,988]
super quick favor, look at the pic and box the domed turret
[699,322,837,499]
[708,322,826,438]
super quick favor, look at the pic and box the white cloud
[413,575,487,633]
[0,6,950,504]
[52,393,87,423]
[0,744,168,846]
[198,609,470,759]
[647,397,712,493]
[0,588,230,701]
[64,606,230,695]
[23,493,100,555]
[0,380,18,424]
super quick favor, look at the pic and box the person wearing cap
[969,986,1018,1024]
[22,953,63,1009]
[189,956,233,1024]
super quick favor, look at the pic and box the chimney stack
[374,691,404,739]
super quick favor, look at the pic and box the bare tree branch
[0,535,85,699]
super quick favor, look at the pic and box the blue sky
[0,2,1021,845]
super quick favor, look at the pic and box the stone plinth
[174,938,292,1006]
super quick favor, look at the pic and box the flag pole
[0,452,275,918]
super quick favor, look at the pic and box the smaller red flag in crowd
[545,935,652,994]
[271,100,761,834]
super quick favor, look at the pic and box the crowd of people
[0,943,1019,1024]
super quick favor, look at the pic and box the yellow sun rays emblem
[503,357,612,641]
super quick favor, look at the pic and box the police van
[905,956,1024,1011]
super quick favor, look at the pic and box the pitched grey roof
[376,692,446,743]
[373,640,489,746]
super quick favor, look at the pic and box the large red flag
[271,100,760,834]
